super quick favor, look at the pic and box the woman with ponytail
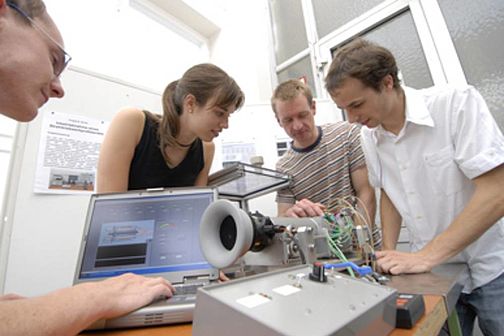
[97,63,245,193]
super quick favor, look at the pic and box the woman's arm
[96,108,145,193]
[194,141,215,186]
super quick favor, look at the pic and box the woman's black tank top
[127,111,204,190]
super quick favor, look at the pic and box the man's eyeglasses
[7,1,71,77]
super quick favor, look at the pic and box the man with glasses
[0,1,175,335]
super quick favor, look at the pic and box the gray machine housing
[193,264,397,336]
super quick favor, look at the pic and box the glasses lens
[55,53,72,77]
[8,1,71,77]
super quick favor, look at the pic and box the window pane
[312,0,384,39]
[269,0,308,64]
[277,56,316,95]
[439,0,504,130]
[360,10,433,89]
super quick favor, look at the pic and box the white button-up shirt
[361,85,504,293]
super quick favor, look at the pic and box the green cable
[326,233,355,277]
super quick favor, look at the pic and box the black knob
[309,262,327,282]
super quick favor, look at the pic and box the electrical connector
[324,261,372,277]
[309,262,327,282]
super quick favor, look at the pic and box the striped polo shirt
[276,122,365,211]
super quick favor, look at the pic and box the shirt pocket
[423,146,465,195]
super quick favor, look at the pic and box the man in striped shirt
[272,79,375,223]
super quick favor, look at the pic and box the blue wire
[324,261,372,276]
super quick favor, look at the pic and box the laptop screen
[76,189,217,281]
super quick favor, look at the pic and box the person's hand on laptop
[0,273,175,336]
[92,273,175,319]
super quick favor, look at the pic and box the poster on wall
[221,141,257,167]
[33,111,109,194]
[275,136,291,157]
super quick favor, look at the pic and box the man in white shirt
[324,38,504,336]
[0,1,174,335]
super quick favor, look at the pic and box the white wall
[43,0,276,102]
[208,1,275,104]
[44,0,209,93]
[0,116,17,212]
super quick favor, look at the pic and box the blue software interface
[79,192,214,279]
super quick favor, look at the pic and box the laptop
[73,187,219,329]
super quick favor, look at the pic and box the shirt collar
[404,86,434,128]
[370,86,434,144]
[291,126,322,153]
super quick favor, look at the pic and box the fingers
[286,199,326,217]
[377,258,399,275]
[375,250,431,275]
[219,271,230,282]
[110,273,175,298]
[93,273,178,320]
[313,202,326,214]
[285,207,300,218]
[0,293,26,301]
[144,276,175,298]
[375,250,402,275]
[296,199,321,217]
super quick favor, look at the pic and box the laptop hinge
[182,275,211,285]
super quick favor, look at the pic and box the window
[439,0,504,130]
